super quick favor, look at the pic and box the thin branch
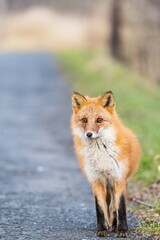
[134,199,155,208]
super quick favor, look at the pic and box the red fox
[71,91,141,238]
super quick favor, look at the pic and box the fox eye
[82,118,88,123]
[97,118,103,123]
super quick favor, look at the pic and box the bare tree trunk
[110,0,123,59]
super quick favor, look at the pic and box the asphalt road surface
[0,53,144,240]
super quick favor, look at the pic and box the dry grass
[0,7,108,51]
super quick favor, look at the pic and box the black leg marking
[112,210,117,232]
[106,191,111,223]
[106,191,111,207]
[117,195,128,238]
[95,197,108,237]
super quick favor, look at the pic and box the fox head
[71,91,116,140]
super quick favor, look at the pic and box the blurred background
[1,0,160,84]
[0,0,159,237]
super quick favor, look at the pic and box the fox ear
[72,92,87,113]
[99,91,115,109]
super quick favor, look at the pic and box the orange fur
[71,91,141,237]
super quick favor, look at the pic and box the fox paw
[96,229,108,237]
[117,230,129,238]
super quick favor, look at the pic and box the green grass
[128,202,160,237]
[59,49,160,185]
[155,203,160,214]
[136,220,160,237]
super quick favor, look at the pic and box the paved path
[0,53,142,240]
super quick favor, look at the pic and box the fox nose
[86,132,93,138]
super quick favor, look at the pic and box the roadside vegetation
[59,49,160,239]
[59,49,160,185]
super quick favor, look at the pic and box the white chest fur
[81,128,125,183]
